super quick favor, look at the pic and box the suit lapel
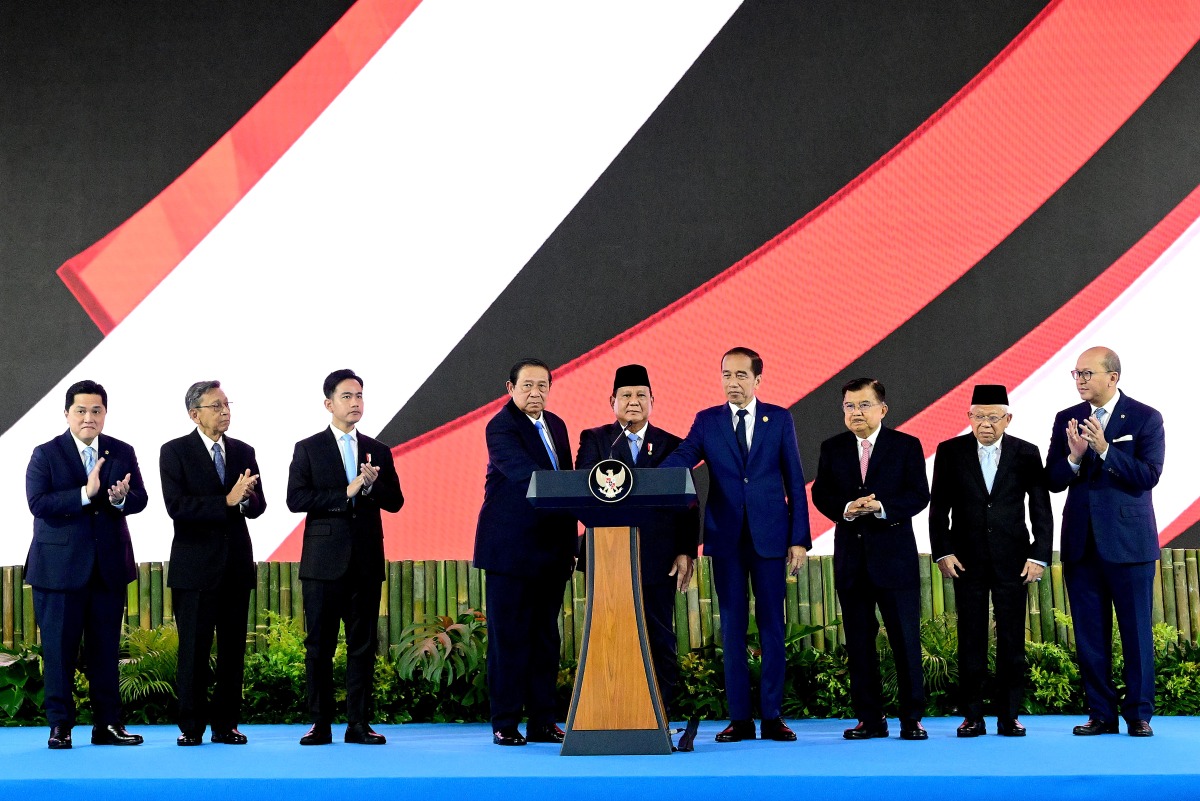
[720,406,743,464]
[509,402,554,470]
[640,424,664,467]
[863,428,885,483]
[987,435,1013,496]
[188,430,227,490]
[1103,393,1128,442]
[57,432,88,484]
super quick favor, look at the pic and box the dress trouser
[485,570,567,730]
[303,569,382,725]
[174,571,251,734]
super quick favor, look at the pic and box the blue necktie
[212,442,226,484]
[980,446,997,493]
[83,446,96,475]
[534,420,559,470]
[627,433,639,464]
[1095,407,1107,428]
[340,433,357,484]
[735,409,749,461]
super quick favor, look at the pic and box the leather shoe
[345,722,386,745]
[525,723,565,743]
[899,719,928,741]
[91,725,143,746]
[1073,718,1119,736]
[300,723,333,746]
[47,726,72,750]
[715,719,756,742]
[843,719,888,740]
[956,718,986,738]
[211,729,248,745]
[760,717,797,742]
[177,732,204,746]
[1128,720,1154,737]
[997,719,1026,737]
[493,726,527,746]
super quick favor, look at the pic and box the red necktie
[860,440,871,483]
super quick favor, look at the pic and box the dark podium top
[527,467,696,527]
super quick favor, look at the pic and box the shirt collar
[729,397,758,419]
[70,431,98,455]
[330,424,358,442]
[1091,388,1121,420]
[976,433,1003,453]
[196,428,224,449]
[857,425,882,448]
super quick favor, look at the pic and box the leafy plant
[241,613,309,723]
[118,623,185,724]
[0,644,44,724]
[395,610,487,686]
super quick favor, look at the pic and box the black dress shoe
[1128,720,1154,737]
[492,726,527,746]
[91,725,143,746]
[345,722,386,745]
[300,723,333,745]
[715,719,756,742]
[997,719,1026,737]
[211,729,248,745]
[47,726,72,750]
[177,732,204,746]
[525,723,566,743]
[1073,718,1119,736]
[760,717,797,742]
[899,720,928,741]
[956,718,986,738]
[843,719,888,740]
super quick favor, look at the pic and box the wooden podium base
[561,525,672,756]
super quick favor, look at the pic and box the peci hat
[612,364,651,394]
[970,384,1009,405]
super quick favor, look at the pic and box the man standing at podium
[575,364,698,710]
[474,358,577,746]
[662,347,809,743]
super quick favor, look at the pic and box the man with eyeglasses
[929,384,1051,738]
[160,380,264,746]
[1047,347,1164,737]
[812,377,930,741]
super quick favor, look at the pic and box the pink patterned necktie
[860,440,871,483]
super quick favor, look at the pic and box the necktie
[340,433,357,484]
[535,420,559,470]
[628,433,640,464]
[859,440,871,483]
[83,446,96,475]
[212,442,226,484]
[735,409,749,461]
[981,446,997,493]
[1094,407,1107,429]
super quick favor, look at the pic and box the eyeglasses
[842,401,882,413]
[194,402,232,412]
[969,413,1006,424]
[1070,370,1116,382]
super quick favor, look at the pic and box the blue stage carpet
[2,717,1197,800]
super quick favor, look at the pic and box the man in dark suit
[812,377,930,741]
[929,384,1052,738]
[25,379,146,749]
[286,369,404,745]
[473,358,577,746]
[1047,347,1164,737]
[575,364,698,710]
[662,347,809,743]
[160,380,265,746]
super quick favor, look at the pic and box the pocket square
[1112,434,1133,442]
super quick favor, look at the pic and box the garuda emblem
[588,458,633,503]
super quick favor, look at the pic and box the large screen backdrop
[2,0,1198,566]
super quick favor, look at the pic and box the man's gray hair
[185,380,221,411]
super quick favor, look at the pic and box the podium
[528,463,697,756]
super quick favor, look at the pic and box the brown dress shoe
[760,717,797,741]
[715,719,756,742]
[1128,720,1154,737]
[1072,718,1119,736]
[956,718,986,738]
[843,719,888,740]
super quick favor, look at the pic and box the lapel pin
[762,416,769,422]
[647,443,653,456]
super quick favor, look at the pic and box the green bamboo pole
[480,568,487,619]
[821,556,837,652]
[1151,558,1164,625]
[930,557,945,618]
[12,566,22,644]
[785,569,800,634]
[467,562,481,611]
[1,566,11,648]
[22,584,36,647]
[437,560,449,617]
[412,560,426,623]
[279,561,292,623]
[425,561,438,620]
[835,592,847,647]
[685,564,702,650]
[699,557,717,649]
[1050,558,1068,647]
[559,579,573,661]
[269,561,281,619]
[137,563,152,629]
[377,579,389,657]
[150,563,163,629]
[918,556,933,622]
[163,561,173,625]
[1173,549,1190,643]
[1186,550,1200,643]
[1038,571,1053,643]
[402,561,414,630]
[457,559,470,615]
[942,574,956,616]
[807,557,825,652]
[388,562,402,650]
[126,577,138,628]
[1027,582,1042,643]
[255,562,268,651]
[246,587,257,647]
[291,563,304,630]
[1162,549,1177,632]
[674,587,690,656]
[571,570,585,656]
[795,557,812,649]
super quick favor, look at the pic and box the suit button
[743,477,749,484]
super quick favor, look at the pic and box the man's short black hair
[323,369,364,399]
[509,358,553,387]
[64,379,107,411]
[722,347,763,377]
[841,377,886,403]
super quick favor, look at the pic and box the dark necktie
[735,409,749,461]
[212,442,226,484]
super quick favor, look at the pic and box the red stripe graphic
[270,0,1200,560]
[56,0,423,333]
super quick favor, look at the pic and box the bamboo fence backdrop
[2,549,1198,656]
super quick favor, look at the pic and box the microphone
[608,422,633,460]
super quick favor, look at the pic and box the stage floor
[2,717,1197,800]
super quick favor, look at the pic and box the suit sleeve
[364,443,404,514]
[780,413,812,549]
[1024,443,1053,563]
[660,414,705,469]
[876,435,930,521]
[107,444,148,517]
[810,441,847,523]
[927,442,953,560]
[160,442,229,522]
[483,415,543,484]
[575,428,604,472]
[286,440,350,513]
[1098,408,1165,492]
[240,445,267,520]
[26,445,85,519]
[1045,411,1078,493]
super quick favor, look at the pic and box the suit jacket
[811,426,930,589]
[160,431,266,591]
[286,428,404,582]
[929,432,1052,580]
[25,431,146,591]
[1046,392,1164,564]
[575,421,699,582]
[473,400,577,579]
[661,401,810,559]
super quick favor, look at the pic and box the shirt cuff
[936,554,953,562]
[874,502,887,519]
[1068,459,1081,473]
[1029,559,1047,567]
[81,487,91,506]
